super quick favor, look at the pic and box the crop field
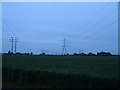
[2,55,119,88]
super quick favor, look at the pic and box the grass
[2,55,119,88]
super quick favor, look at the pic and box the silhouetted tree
[30,52,33,55]
[73,53,79,56]
[42,53,45,55]
[87,52,96,56]
[24,53,29,55]
[15,52,22,55]
[7,50,11,54]
[79,53,86,56]
[97,52,111,56]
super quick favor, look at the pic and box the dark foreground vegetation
[3,67,119,88]
[2,55,119,88]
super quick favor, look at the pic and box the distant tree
[24,53,29,55]
[42,53,45,55]
[79,53,86,56]
[8,50,11,54]
[67,53,69,56]
[30,52,33,55]
[97,52,112,56]
[15,52,22,55]
[87,52,96,56]
[73,53,78,56]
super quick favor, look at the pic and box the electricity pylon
[62,38,67,55]
[10,37,14,53]
[14,37,19,53]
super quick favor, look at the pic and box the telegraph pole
[10,37,14,53]
[62,38,67,55]
[14,38,19,53]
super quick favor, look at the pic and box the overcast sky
[2,2,118,54]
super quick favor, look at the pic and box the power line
[3,18,20,53]
[79,6,117,37]
[83,19,117,39]
[73,5,117,42]
[85,2,111,23]
[2,18,17,37]
[78,2,112,34]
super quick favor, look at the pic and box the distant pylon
[10,37,14,53]
[62,38,67,55]
[15,37,19,53]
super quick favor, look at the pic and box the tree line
[2,50,118,56]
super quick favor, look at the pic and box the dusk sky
[2,2,118,55]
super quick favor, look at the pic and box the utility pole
[10,37,14,53]
[14,38,19,53]
[62,38,67,55]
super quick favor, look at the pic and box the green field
[2,55,119,88]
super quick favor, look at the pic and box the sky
[2,2,118,55]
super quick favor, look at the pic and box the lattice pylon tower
[62,38,67,55]
[10,37,14,53]
[14,37,19,53]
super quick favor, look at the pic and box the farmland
[2,55,119,88]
